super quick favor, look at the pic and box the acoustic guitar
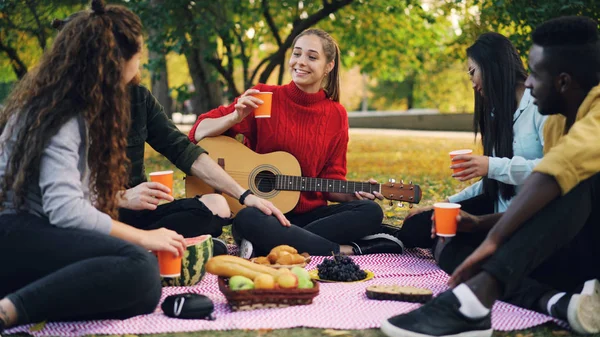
[185,136,422,215]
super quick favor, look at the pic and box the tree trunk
[361,73,368,111]
[148,0,172,117]
[149,51,172,118]
[406,75,416,110]
[0,40,28,79]
[185,47,223,115]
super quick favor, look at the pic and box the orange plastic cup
[449,149,473,174]
[251,92,273,118]
[157,250,182,277]
[433,202,461,237]
[149,170,173,196]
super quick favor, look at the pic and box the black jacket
[127,85,206,187]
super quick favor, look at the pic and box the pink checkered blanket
[6,249,562,336]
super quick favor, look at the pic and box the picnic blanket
[6,249,563,336]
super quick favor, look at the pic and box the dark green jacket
[127,85,206,187]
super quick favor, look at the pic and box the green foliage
[0,0,86,79]
[461,0,600,56]
[0,81,14,104]
[319,1,474,111]
[126,0,355,102]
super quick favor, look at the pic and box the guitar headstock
[380,179,422,204]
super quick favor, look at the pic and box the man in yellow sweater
[381,16,600,337]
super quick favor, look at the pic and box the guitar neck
[275,175,380,194]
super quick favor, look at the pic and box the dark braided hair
[0,0,143,218]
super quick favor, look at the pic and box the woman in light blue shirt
[388,32,546,252]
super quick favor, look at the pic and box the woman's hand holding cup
[233,89,263,123]
[140,228,186,257]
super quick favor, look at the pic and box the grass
[8,130,594,337]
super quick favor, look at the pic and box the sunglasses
[467,67,476,77]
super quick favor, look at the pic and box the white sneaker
[239,239,254,259]
[568,279,600,334]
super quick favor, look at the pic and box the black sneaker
[549,279,600,334]
[351,233,404,255]
[381,290,492,337]
[212,238,228,256]
[380,223,401,236]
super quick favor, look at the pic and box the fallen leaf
[29,321,47,332]
[257,328,273,336]
[515,333,533,337]
[322,329,352,336]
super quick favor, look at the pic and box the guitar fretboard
[275,175,380,194]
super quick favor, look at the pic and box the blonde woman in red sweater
[188,29,403,257]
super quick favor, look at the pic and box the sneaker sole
[361,233,405,252]
[239,239,254,259]
[568,279,600,334]
[381,319,492,337]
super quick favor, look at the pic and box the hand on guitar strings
[243,194,291,227]
[233,89,264,122]
[354,178,384,201]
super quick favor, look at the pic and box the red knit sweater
[188,81,349,214]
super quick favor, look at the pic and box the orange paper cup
[434,202,461,237]
[449,149,473,174]
[251,92,273,118]
[157,250,182,277]
[149,170,174,196]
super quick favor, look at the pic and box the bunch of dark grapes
[317,255,367,282]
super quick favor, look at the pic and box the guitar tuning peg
[409,181,413,185]
[409,203,414,209]
[397,202,404,208]
[388,178,395,184]
[389,201,393,207]
[401,179,404,184]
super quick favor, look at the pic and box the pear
[228,275,255,291]
[291,266,313,289]
[298,278,314,289]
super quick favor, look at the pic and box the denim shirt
[448,88,546,212]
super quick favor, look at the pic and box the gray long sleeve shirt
[0,115,112,233]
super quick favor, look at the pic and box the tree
[458,0,600,56]
[322,0,466,110]
[147,0,172,117]
[0,0,84,80]
[129,0,354,113]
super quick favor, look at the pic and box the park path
[178,124,477,140]
[349,128,477,140]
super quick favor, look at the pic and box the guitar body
[185,136,301,215]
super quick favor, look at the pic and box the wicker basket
[218,277,320,311]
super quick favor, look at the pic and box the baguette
[205,260,265,280]
[206,255,280,278]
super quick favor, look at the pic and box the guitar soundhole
[255,171,276,193]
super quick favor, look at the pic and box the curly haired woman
[0,0,185,331]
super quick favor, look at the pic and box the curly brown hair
[0,0,143,219]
